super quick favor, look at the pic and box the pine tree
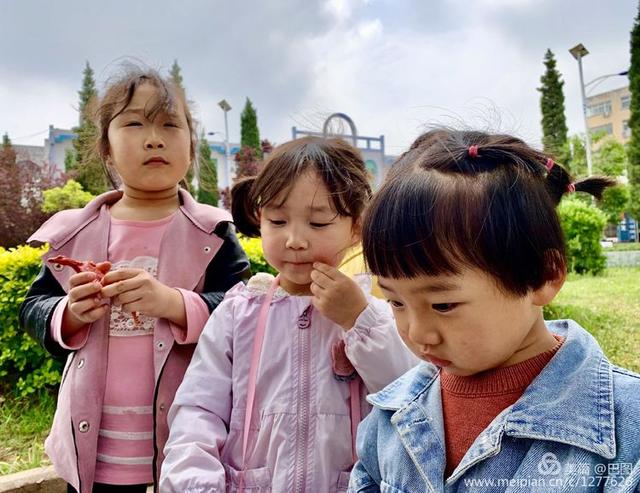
[71,62,108,194]
[197,133,219,206]
[169,59,184,88]
[240,98,261,155]
[538,49,569,160]
[628,2,640,224]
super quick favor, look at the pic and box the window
[590,123,613,136]
[587,101,612,117]
[621,95,630,110]
[623,120,631,139]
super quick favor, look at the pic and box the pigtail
[543,159,617,205]
[231,177,261,238]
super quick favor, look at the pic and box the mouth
[422,354,452,367]
[144,156,169,165]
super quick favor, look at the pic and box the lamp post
[218,99,232,187]
[569,43,594,177]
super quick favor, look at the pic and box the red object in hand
[48,255,141,326]
[48,255,111,281]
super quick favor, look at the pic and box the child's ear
[531,269,566,307]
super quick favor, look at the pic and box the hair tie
[468,145,479,158]
[566,183,576,193]
[545,158,555,171]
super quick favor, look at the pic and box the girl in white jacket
[160,137,418,492]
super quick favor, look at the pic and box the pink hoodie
[160,273,418,492]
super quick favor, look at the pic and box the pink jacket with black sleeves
[20,188,250,492]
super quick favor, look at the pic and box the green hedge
[558,197,607,275]
[0,245,62,397]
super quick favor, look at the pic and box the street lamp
[218,99,232,188]
[569,43,594,177]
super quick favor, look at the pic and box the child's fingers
[68,271,98,288]
[309,270,329,290]
[101,268,143,286]
[68,280,103,303]
[113,289,143,307]
[79,304,110,322]
[101,275,145,298]
[69,296,105,317]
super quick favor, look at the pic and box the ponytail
[543,159,617,205]
[231,177,261,237]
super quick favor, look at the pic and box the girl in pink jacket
[161,137,418,492]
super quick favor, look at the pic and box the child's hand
[63,269,111,334]
[101,269,186,326]
[310,262,368,331]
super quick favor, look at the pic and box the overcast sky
[1,0,636,156]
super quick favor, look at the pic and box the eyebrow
[377,279,460,294]
[268,204,334,214]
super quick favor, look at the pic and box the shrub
[0,245,62,396]
[238,236,277,276]
[42,179,94,214]
[558,197,607,275]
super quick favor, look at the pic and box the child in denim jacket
[349,129,640,492]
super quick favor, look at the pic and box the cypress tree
[240,98,261,155]
[197,133,219,206]
[628,2,640,224]
[169,59,184,89]
[71,62,108,194]
[538,49,569,159]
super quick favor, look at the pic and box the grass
[545,266,640,372]
[0,267,638,476]
[608,241,640,252]
[0,390,55,475]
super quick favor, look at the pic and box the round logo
[537,452,562,476]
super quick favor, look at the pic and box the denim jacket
[349,320,640,492]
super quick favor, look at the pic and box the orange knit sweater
[441,336,564,476]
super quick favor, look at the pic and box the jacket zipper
[294,305,312,493]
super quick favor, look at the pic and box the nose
[144,127,165,149]
[285,226,308,251]
[405,311,441,347]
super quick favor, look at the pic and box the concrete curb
[0,466,65,493]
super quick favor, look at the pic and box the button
[203,246,211,253]
[159,403,166,412]
[156,341,165,350]
[52,263,63,271]
[77,359,85,369]
[78,420,90,433]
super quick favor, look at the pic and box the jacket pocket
[337,470,352,492]
[224,464,272,492]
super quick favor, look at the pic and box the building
[585,85,630,144]
[43,125,76,172]
[206,140,240,189]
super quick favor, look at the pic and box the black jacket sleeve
[198,221,251,313]
[19,264,70,359]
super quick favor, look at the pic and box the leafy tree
[197,134,219,206]
[628,2,640,222]
[169,59,184,88]
[71,62,108,194]
[240,98,261,155]
[538,49,569,159]
[42,179,94,214]
[234,145,262,179]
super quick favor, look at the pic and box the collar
[29,188,231,249]
[369,320,616,460]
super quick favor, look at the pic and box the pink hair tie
[545,158,555,171]
[566,183,576,193]
[468,145,479,158]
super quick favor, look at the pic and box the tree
[240,98,261,155]
[628,2,640,222]
[197,134,219,206]
[169,59,184,88]
[538,49,569,160]
[71,62,108,194]
[234,145,262,179]
[42,179,94,214]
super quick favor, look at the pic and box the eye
[164,122,179,128]
[387,299,404,309]
[268,219,286,226]
[432,303,457,313]
[310,222,332,228]
[125,121,142,127]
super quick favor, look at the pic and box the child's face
[378,266,553,376]
[107,83,191,194]
[260,170,358,295]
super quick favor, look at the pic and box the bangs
[363,167,562,295]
